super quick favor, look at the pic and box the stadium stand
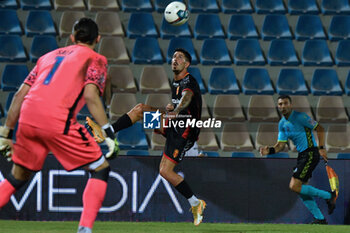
[160,18,191,39]
[0,35,27,62]
[255,123,287,151]
[221,123,254,151]
[139,66,171,94]
[127,12,158,38]
[20,0,52,10]
[242,68,274,95]
[328,15,350,41]
[301,40,333,66]
[29,35,58,62]
[98,37,130,64]
[335,40,350,66]
[213,95,245,122]
[276,69,308,95]
[194,14,225,39]
[287,0,319,14]
[267,152,290,158]
[126,150,149,156]
[109,93,137,121]
[121,0,153,12]
[25,10,56,37]
[310,69,343,96]
[1,64,28,91]
[228,14,258,40]
[208,67,240,94]
[151,131,166,150]
[234,39,265,65]
[145,94,171,112]
[345,71,350,95]
[261,14,292,40]
[197,129,219,151]
[231,152,255,158]
[200,39,232,65]
[295,15,327,40]
[188,0,220,13]
[0,9,22,35]
[59,11,85,37]
[201,96,211,119]
[132,37,164,64]
[267,39,299,66]
[0,0,18,9]
[54,0,85,11]
[108,66,137,93]
[247,95,279,122]
[95,12,124,37]
[316,96,348,123]
[320,0,350,15]
[117,122,148,150]
[187,67,206,94]
[326,124,350,153]
[87,0,120,11]
[255,0,286,14]
[290,96,313,118]
[221,0,254,13]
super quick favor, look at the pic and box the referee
[260,95,336,224]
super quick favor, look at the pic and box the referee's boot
[326,191,337,215]
[310,218,328,225]
[191,199,206,226]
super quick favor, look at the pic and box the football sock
[0,179,16,207]
[299,194,325,220]
[300,185,331,200]
[188,195,200,207]
[79,178,107,229]
[112,114,133,132]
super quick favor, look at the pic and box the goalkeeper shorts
[12,123,102,171]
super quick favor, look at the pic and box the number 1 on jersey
[43,56,65,85]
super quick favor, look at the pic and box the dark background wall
[0,155,348,224]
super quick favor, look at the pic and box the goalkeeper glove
[0,126,13,161]
[102,123,119,160]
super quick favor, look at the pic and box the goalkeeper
[260,95,336,224]
[0,18,118,233]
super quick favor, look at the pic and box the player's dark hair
[73,18,99,45]
[174,48,192,64]
[278,95,292,103]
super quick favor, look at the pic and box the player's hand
[102,124,119,160]
[319,148,328,162]
[0,126,13,161]
[259,146,269,156]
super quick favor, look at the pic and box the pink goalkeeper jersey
[20,44,107,134]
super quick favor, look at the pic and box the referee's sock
[300,185,332,200]
[175,180,200,207]
[0,179,16,207]
[299,194,325,220]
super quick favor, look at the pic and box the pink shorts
[12,123,102,171]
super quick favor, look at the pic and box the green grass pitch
[1,221,350,233]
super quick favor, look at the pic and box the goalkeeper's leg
[0,164,31,207]
[78,160,110,232]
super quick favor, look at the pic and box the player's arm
[171,90,193,116]
[260,141,287,156]
[103,74,112,113]
[315,124,327,161]
[84,83,109,127]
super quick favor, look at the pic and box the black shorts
[293,147,320,182]
[163,127,195,164]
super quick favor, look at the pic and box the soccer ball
[164,1,189,26]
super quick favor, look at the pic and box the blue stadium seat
[261,14,292,40]
[221,0,253,13]
[337,153,350,159]
[200,39,232,65]
[1,64,28,91]
[335,40,350,66]
[160,17,191,39]
[311,69,343,96]
[121,0,153,12]
[167,38,198,64]
[228,14,258,40]
[287,0,319,14]
[25,10,56,37]
[267,39,299,66]
[127,13,158,38]
[295,15,326,41]
[155,0,185,12]
[194,14,225,39]
[187,67,206,94]
[20,0,52,10]
[0,0,18,9]
[203,151,219,157]
[255,0,286,14]
[276,69,308,95]
[126,150,149,156]
[132,37,164,64]
[234,39,265,65]
[267,152,289,158]
[188,0,219,13]
[208,67,240,95]
[321,0,350,14]
[302,40,333,66]
[231,152,255,158]
[328,16,350,41]
[242,68,274,95]
[0,9,22,35]
[0,35,27,62]
[345,71,350,95]
[29,35,58,62]
[117,122,148,150]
